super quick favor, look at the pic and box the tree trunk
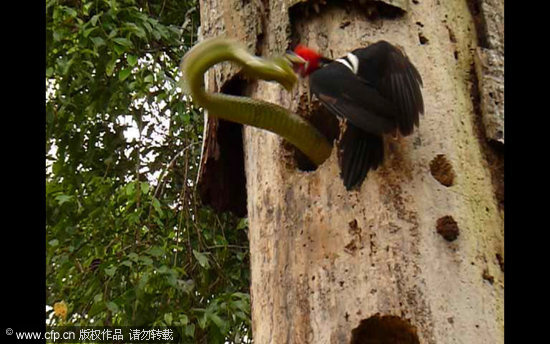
[197,0,504,343]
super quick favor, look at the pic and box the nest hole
[198,75,248,217]
[429,154,455,187]
[285,98,339,171]
[289,0,405,44]
[418,32,429,45]
[436,215,460,242]
[350,314,420,344]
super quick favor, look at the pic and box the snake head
[270,56,299,91]
[284,50,308,77]
[242,55,299,91]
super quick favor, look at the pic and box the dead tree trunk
[196,0,504,343]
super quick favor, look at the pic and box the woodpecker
[287,41,424,190]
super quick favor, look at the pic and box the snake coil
[180,37,332,166]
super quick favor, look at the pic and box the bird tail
[338,124,384,190]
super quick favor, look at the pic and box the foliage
[46,0,251,342]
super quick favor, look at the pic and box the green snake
[179,37,332,166]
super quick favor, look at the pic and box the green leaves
[147,246,164,258]
[90,36,106,48]
[105,57,118,76]
[127,54,138,67]
[113,37,133,49]
[118,68,131,81]
[236,217,249,230]
[55,194,73,206]
[192,250,210,269]
[90,14,101,27]
[163,312,173,325]
[151,197,163,217]
[104,266,117,277]
[193,292,251,341]
[106,301,119,313]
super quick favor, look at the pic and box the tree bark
[197,0,504,343]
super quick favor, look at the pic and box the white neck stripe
[335,54,359,74]
[335,58,354,73]
[346,53,359,74]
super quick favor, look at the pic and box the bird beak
[285,51,307,76]
[285,51,306,65]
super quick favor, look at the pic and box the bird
[287,41,424,190]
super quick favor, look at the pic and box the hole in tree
[436,215,460,242]
[466,0,490,48]
[429,154,455,187]
[283,97,339,171]
[350,314,420,344]
[289,0,406,46]
[198,75,247,217]
[418,32,429,45]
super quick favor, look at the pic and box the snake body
[180,37,332,166]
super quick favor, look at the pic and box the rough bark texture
[470,0,504,143]
[196,0,504,343]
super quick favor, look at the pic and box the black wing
[353,41,424,136]
[309,62,398,135]
[309,63,391,190]
[308,42,423,190]
[338,124,384,190]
